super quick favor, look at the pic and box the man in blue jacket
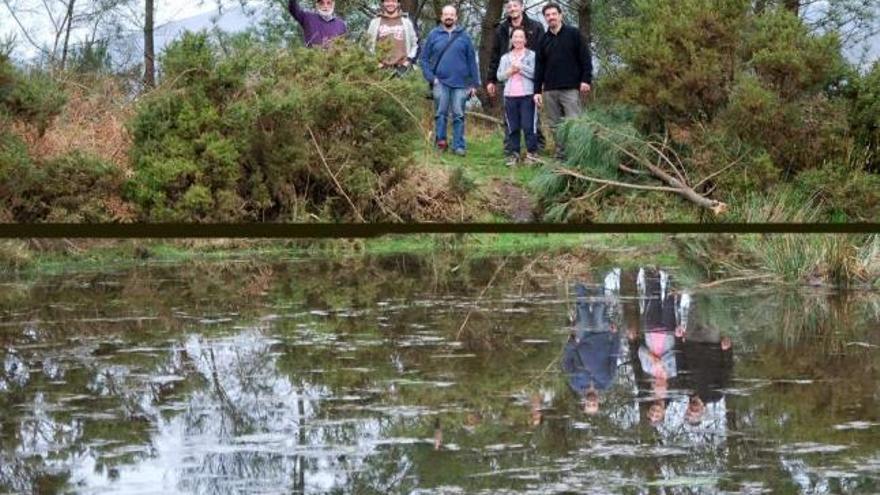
[420,5,480,156]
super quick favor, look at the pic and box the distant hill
[110,5,263,70]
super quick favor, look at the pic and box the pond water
[1,254,879,494]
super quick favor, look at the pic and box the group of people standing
[287,0,593,163]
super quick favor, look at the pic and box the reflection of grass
[3,235,676,278]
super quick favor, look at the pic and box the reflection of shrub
[127,32,424,222]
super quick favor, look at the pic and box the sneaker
[524,153,543,165]
[453,148,466,157]
[437,140,448,152]
[505,155,519,167]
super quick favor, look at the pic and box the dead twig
[306,125,365,222]
[697,274,775,289]
[456,257,509,340]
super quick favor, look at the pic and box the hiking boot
[505,155,519,167]
[437,140,448,152]
[453,148,466,157]
[524,153,544,165]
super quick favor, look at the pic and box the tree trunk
[401,0,418,28]
[144,0,155,88]
[754,0,768,14]
[577,0,592,46]
[477,0,504,107]
[783,0,799,15]
[60,0,76,71]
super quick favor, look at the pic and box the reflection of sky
[30,328,387,494]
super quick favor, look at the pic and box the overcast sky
[0,0,225,60]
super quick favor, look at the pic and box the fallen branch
[555,166,681,192]
[697,274,775,289]
[588,120,729,215]
[466,111,504,126]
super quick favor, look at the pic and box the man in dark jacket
[533,2,592,161]
[420,5,480,155]
[486,0,546,152]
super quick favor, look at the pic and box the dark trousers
[504,95,538,155]
[501,95,545,152]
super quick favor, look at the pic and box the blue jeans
[433,82,468,151]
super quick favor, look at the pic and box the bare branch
[554,166,682,192]
[2,0,51,55]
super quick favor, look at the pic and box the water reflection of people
[561,282,621,415]
[628,268,685,427]
[679,323,734,425]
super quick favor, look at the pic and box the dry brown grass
[13,76,133,170]
[383,163,478,222]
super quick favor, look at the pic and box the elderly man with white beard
[288,0,347,47]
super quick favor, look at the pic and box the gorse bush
[1,147,127,222]
[0,57,67,136]
[595,2,876,219]
[127,32,425,222]
[610,0,749,127]
[849,61,880,171]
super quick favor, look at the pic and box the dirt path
[487,178,536,222]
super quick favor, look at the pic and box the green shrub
[745,9,845,99]
[533,106,644,222]
[795,162,880,221]
[848,61,880,171]
[127,32,424,222]
[0,132,38,221]
[1,150,129,222]
[720,74,851,176]
[38,152,129,222]
[609,0,750,127]
[0,62,67,136]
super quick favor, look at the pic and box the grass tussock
[678,232,880,287]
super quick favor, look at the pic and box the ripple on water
[769,442,850,455]
[833,421,880,431]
